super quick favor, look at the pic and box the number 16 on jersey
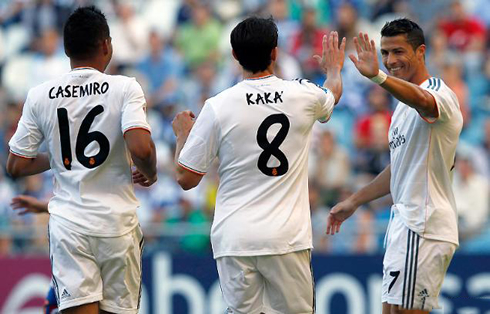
[57,105,110,170]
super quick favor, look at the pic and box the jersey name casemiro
[178,75,335,258]
[389,77,463,245]
[9,68,151,236]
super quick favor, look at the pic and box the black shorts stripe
[401,228,411,307]
[48,222,60,306]
[411,234,420,308]
[309,250,316,313]
[137,233,145,309]
[408,231,415,308]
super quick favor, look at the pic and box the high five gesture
[349,32,380,79]
[314,31,346,104]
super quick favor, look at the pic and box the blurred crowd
[0,0,489,256]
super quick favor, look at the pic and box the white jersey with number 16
[9,68,151,237]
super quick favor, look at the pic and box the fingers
[353,36,362,56]
[339,37,346,52]
[364,33,372,51]
[333,31,338,52]
[328,32,334,54]
[18,209,29,216]
[321,34,327,58]
[326,214,342,235]
[133,173,147,184]
[370,39,376,51]
[186,110,196,119]
[348,54,359,67]
[357,32,366,51]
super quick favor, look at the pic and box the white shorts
[216,250,315,314]
[48,216,144,313]
[381,213,456,311]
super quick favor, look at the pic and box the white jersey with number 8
[178,75,335,258]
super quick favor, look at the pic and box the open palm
[349,32,380,78]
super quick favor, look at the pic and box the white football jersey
[389,77,463,245]
[179,75,335,258]
[9,67,151,236]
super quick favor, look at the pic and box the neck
[411,65,431,86]
[242,64,274,79]
[70,59,106,72]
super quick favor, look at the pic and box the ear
[102,38,110,56]
[271,47,278,62]
[416,44,426,60]
[232,49,238,61]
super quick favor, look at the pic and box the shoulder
[204,82,242,107]
[290,78,331,94]
[104,74,139,86]
[424,77,455,97]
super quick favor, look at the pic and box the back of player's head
[231,17,278,73]
[381,18,425,51]
[63,6,110,60]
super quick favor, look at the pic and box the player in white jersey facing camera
[327,19,463,313]
[172,17,345,314]
[7,6,157,314]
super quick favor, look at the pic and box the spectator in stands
[181,60,222,113]
[109,1,149,67]
[165,197,210,254]
[175,3,222,69]
[441,59,471,127]
[309,129,351,206]
[30,28,70,87]
[267,0,299,53]
[309,181,330,253]
[290,7,329,82]
[439,1,486,53]
[333,3,374,113]
[453,150,489,240]
[354,85,392,175]
[0,168,15,256]
[137,30,183,108]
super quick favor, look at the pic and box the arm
[379,76,437,118]
[11,195,48,215]
[124,129,157,187]
[349,32,437,118]
[6,152,50,179]
[172,110,204,190]
[314,31,346,104]
[326,164,391,235]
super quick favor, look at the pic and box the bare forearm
[131,141,157,181]
[174,135,188,174]
[7,153,50,178]
[380,76,436,117]
[350,164,391,207]
[323,67,343,104]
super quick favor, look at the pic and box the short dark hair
[63,6,110,60]
[230,17,278,73]
[381,18,425,51]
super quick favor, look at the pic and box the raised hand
[172,110,196,139]
[11,195,48,215]
[326,199,358,235]
[349,32,379,78]
[314,31,347,74]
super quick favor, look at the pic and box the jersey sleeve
[8,90,44,158]
[178,102,220,175]
[298,79,336,123]
[121,78,151,134]
[422,78,460,124]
